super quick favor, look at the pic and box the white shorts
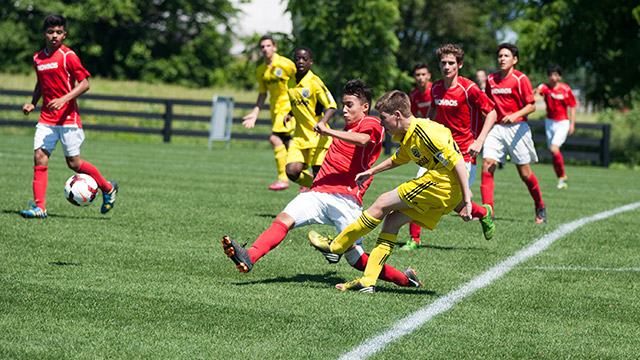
[34,123,85,157]
[545,118,570,148]
[483,122,538,165]
[416,161,477,187]
[283,191,364,245]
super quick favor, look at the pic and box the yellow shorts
[272,112,295,135]
[286,137,330,167]
[397,172,462,230]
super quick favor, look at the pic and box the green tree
[0,0,240,87]
[512,0,640,107]
[286,0,400,99]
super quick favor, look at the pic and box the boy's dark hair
[294,46,313,59]
[259,34,275,46]
[374,90,412,118]
[43,14,66,32]
[343,78,372,110]
[413,62,430,74]
[436,44,464,64]
[547,64,563,76]
[497,43,519,58]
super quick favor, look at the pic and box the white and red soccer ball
[64,174,99,207]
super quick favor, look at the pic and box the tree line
[2,0,639,107]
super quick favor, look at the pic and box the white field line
[339,201,640,360]
[518,266,640,272]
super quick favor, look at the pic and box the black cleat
[221,235,253,273]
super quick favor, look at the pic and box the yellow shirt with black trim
[256,52,297,123]
[287,70,337,149]
[391,117,463,182]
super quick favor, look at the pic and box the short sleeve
[469,84,495,115]
[66,51,91,82]
[521,75,535,104]
[256,65,267,93]
[314,78,337,110]
[567,87,577,107]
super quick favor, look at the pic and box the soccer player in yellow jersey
[310,90,473,292]
[242,35,297,191]
[284,46,337,190]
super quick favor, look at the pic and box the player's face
[439,54,461,80]
[413,68,431,88]
[497,48,518,72]
[44,26,66,50]
[294,50,313,73]
[260,39,276,59]
[476,70,487,85]
[547,72,561,85]
[342,94,368,125]
[379,111,400,135]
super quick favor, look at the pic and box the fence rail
[1,89,610,166]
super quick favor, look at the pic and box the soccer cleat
[480,204,495,240]
[19,202,47,219]
[100,181,119,214]
[268,179,289,191]
[403,267,424,288]
[221,235,254,273]
[322,251,342,264]
[535,206,547,223]
[335,278,375,293]
[308,230,333,253]
[557,177,567,189]
[399,240,420,251]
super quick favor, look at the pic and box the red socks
[552,152,565,178]
[524,173,545,209]
[352,252,409,287]
[470,201,488,218]
[481,172,494,210]
[409,222,421,242]
[33,166,48,210]
[77,160,112,192]
[247,220,290,264]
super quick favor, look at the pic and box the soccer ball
[64,174,99,207]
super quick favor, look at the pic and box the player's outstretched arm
[453,159,472,221]
[315,124,371,147]
[242,93,267,129]
[23,82,42,115]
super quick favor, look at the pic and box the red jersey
[409,82,432,118]
[431,77,495,163]
[33,45,91,127]
[486,70,535,125]
[537,83,577,121]
[311,115,384,205]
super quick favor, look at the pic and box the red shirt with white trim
[311,115,384,205]
[486,70,535,125]
[33,45,91,127]
[431,76,495,163]
[537,83,577,121]
[409,82,432,118]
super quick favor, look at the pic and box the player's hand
[501,114,516,124]
[355,170,373,189]
[468,141,482,159]
[314,121,329,136]
[22,103,35,115]
[569,123,575,136]
[460,201,473,221]
[242,113,258,129]
[47,98,66,111]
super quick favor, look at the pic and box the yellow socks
[330,211,382,253]
[274,145,288,181]
[361,233,397,287]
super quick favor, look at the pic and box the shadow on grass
[234,271,437,296]
[49,261,82,266]
[255,213,277,219]
[4,209,110,220]
[398,241,486,252]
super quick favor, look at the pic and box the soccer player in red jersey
[20,14,117,218]
[482,43,546,223]
[221,79,423,289]
[535,64,577,189]
[427,44,496,239]
[402,62,433,250]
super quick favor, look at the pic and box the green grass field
[1,131,639,359]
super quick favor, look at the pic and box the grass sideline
[1,133,639,359]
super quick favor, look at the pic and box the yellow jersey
[256,53,297,123]
[392,117,463,181]
[287,70,337,148]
